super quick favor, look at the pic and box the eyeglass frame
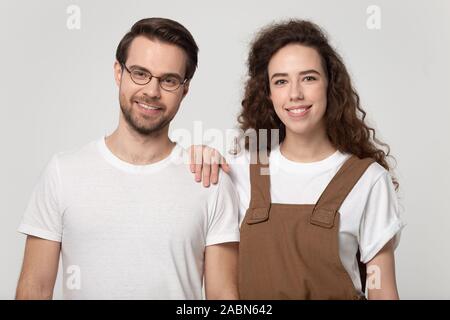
[121,63,188,92]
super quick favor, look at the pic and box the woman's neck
[280,128,336,163]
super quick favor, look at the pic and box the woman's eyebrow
[270,69,321,80]
[270,72,288,80]
[299,69,321,76]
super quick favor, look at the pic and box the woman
[189,19,405,300]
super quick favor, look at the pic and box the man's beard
[119,94,175,136]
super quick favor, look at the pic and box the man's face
[114,36,189,136]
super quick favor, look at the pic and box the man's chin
[130,123,164,136]
[129,118,168,136]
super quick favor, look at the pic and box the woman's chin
[282,121,311,136]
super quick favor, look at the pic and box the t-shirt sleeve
[227,153,251,225]
[359,172,406,263]
[205,171,240,246]
[17,155,64,242]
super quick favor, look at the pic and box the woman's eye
[303,76,316,81]
[274,79,287,85]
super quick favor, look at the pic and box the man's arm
[204,242,239,299]
[15,235,61,300]
[366,239,400,300]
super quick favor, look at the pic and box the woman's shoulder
[340,152,389,181]
[362,159,390,182]
[225,149,251,186]
[350,156,395,194]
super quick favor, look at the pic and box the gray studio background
[1,0,449,299]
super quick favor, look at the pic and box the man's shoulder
[168,145,237,196]
[51,139,101,171]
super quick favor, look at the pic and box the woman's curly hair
[237,19,398,189]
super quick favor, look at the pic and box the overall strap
[246,152,271,224]
[311,155,374,296]
[310,155,375,228]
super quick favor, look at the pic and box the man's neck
[280,126,336,163]
[105,124,175,165]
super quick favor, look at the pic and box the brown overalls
[238,154,375,300]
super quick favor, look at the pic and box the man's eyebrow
[270,69,321,80]
[128,64,150,72]
[128,65,183,79]
[162,72,184,79]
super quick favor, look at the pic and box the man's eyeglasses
[121,64,187,92]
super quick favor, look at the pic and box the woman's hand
[188,145,230,187]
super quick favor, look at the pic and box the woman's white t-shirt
[227,145,406,294]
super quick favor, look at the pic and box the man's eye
[163,77,179,85]
[132,71,147,78]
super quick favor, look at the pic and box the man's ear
[114,61,122,87]
[181,80,190,99]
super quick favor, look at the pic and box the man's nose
[141,77,161,99]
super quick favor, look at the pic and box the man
[15,17,240,300]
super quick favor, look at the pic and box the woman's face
[268,44,328,138]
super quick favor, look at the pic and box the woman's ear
[266,85,272,102]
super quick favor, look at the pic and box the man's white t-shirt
[18,138,240,299]
[228,145,406,295]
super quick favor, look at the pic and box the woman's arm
[188,145,229,187]
[366,239,400,300]
[204,242,239,299]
